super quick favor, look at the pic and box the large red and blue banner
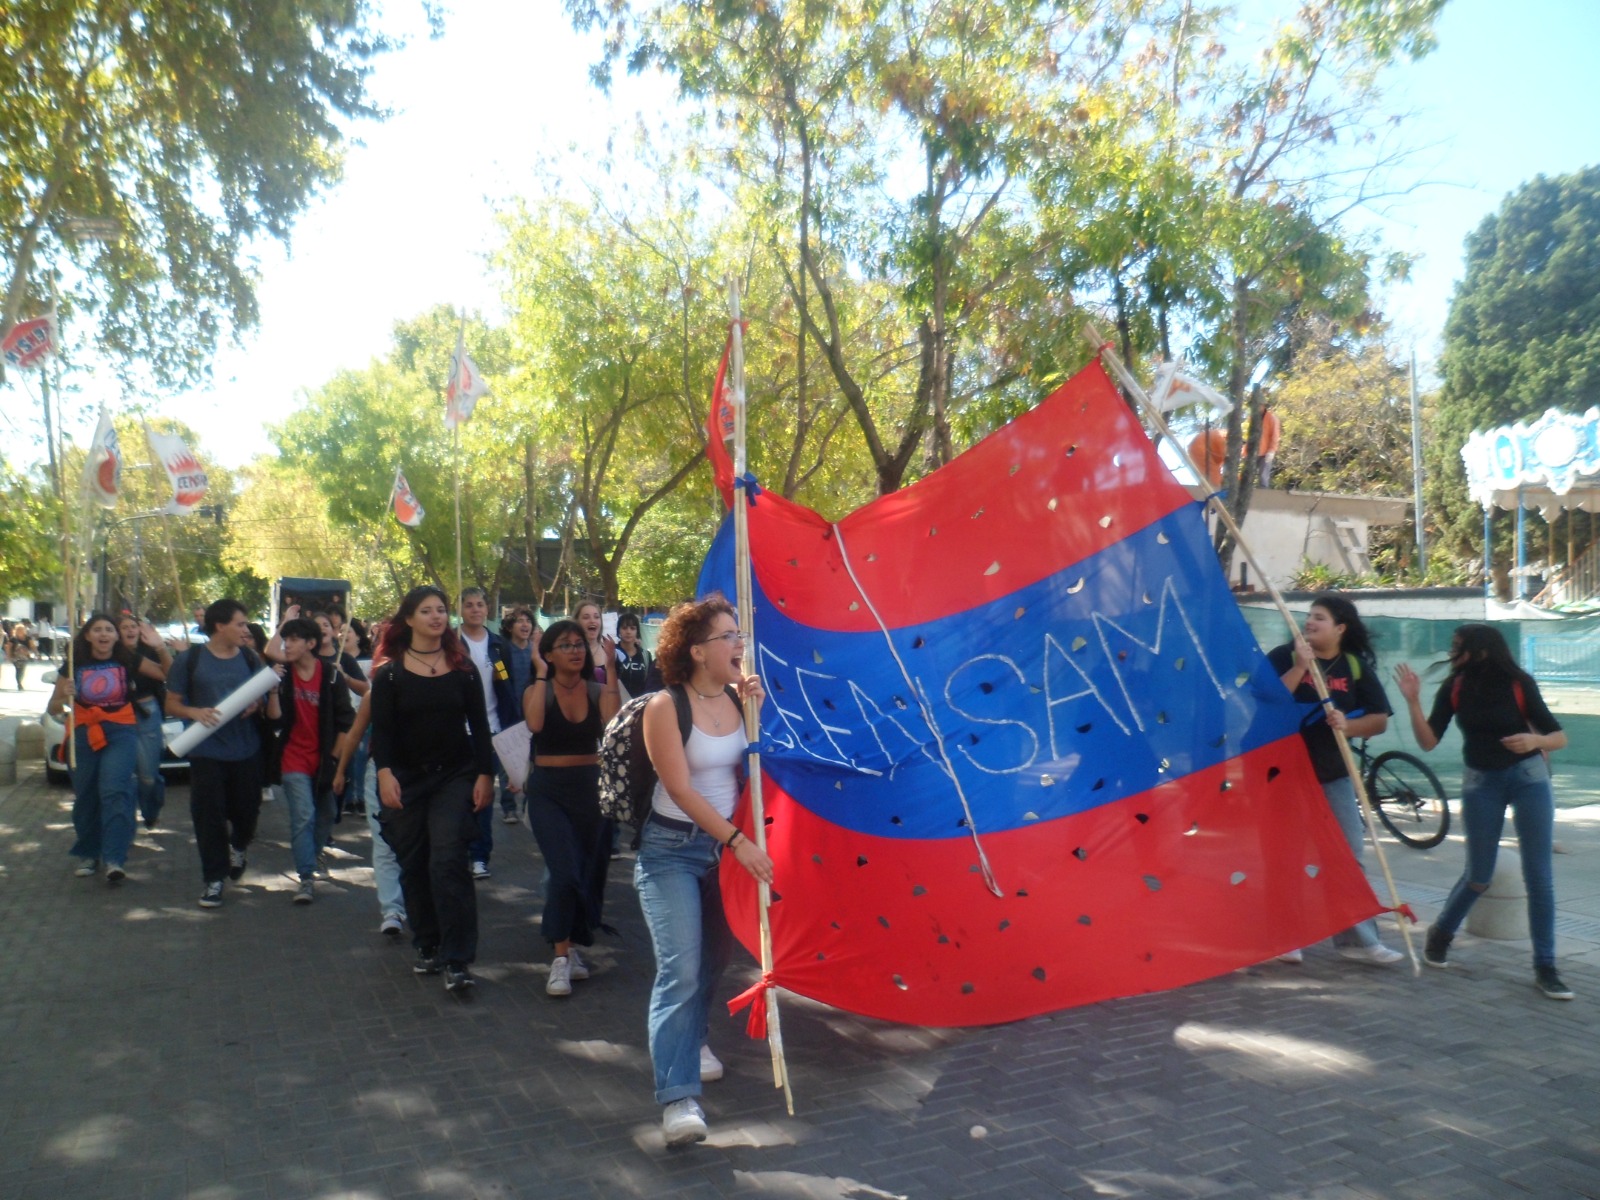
[700,355,1384,1026]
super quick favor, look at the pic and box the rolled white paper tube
[166,666,281,758]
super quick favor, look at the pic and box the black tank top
[533,680,603,756]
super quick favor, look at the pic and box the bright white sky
[9,0,1600,472]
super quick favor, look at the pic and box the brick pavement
[2,765,1599,1200]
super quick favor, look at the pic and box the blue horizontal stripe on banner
[705,503,1305,840]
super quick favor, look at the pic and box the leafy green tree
[0,454,61,598]
[1433,166,1600,558]
[0,0,400,388]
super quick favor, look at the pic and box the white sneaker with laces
[379,914,404,936]
[471,860,490,880]
[1338,943,1404,965]
[74,860,98,877]
[547,955,573,996]
[568,947,590,981]
[699,1044,724,1082]
[662,1098,708,1146]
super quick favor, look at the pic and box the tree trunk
[523,436,546,609]
[1214,277,1252,579]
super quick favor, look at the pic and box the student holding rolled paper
[167,599,282,910]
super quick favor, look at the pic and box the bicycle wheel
[1366,750,1450,849]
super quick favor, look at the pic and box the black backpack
[599,683,739,845]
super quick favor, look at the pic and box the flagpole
[1083,322,1418,973]
[728,277,793,1114]
[452,313,466,601]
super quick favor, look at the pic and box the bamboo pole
[1083,323,1419,972]
[728,277,794,1114]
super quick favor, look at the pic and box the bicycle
[1352,740,1451,849]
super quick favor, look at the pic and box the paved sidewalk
[2,763,1598,1200]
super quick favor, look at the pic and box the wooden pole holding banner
[727,277,794,1114]
[1083,322,1419,973]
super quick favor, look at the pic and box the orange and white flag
[83,407,122,508]
[145,427,209,515]
[444,321,488,429]
[390,467,425,527]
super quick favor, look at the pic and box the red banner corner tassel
[1387,903,1419,924]
[727,973,775,1039]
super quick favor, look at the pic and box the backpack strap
[670,684,692,744]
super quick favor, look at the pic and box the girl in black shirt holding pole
[370,586,494,994]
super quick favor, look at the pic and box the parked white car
[37,670,189,784]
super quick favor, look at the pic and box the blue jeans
[280,772,320,880]
[467,751,502,864]
[634,819,733,1105]
[1434,756,1557,967]
[70,721,138,869]
[364,760,406,921]
[132,697,166,825]
[1322,776,1380,948]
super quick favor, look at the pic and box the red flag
[145,428,209,514]
[706,327,737,507]
[2,315,57,371]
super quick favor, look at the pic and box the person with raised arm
[1395,624,1572,1000]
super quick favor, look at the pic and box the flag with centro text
[699,359,1384,1026]
[146,427,209,515]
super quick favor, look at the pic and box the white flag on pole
[83,407,122,508]
[390,467,425,527]
[1150,362,1232,415]
[444,323,489,429]
[145,426,209,514]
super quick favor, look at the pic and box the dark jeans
[379,766,480,966]
[525,764,612,947]
[188,755,263,883]
[467,751,502,864]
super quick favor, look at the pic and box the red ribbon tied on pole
[727,972,776,1039]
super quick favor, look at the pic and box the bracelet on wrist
[725,828,742,848]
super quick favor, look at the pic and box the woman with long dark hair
[636,594,770,1145]
[523,618,620,997]
[369,586,495,993]
[1267,594,1403,965]
[1395,624,1572,999]
[46,614,167,881]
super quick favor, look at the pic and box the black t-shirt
[130,643,166,705]
[369,662,493,777]
[1267,645,1392,782]
[615,646,654,697]
[1426,667,1561,772]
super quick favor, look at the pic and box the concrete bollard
[0,716,19,785]
[15,720,43,757]
[1466,846,1527,941]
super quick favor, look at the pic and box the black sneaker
[1423,925,1451,968]
[199,881,224,909]
[227,847,247,880]
[444,964,475,993]
[1536,966,1575,1001]
[413,949,442,975]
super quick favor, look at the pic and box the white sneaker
[471,860,490,880]
[1275,949,1304,964]
[547,955,573,996]
[379,914,404,936]
[568,947,590,981]
[699,1044,724,1082]
[662,1098,708,1146]
[74,860,98,877]
[1338,943,1404,965]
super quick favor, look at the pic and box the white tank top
[651,724,748,822]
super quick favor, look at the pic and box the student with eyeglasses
[635,594,770,1146]
[522,618,621,998]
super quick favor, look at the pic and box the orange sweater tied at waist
[73,703,136,751]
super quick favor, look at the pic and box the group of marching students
[48,585,764,1146]
[45,584,1575,1144]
